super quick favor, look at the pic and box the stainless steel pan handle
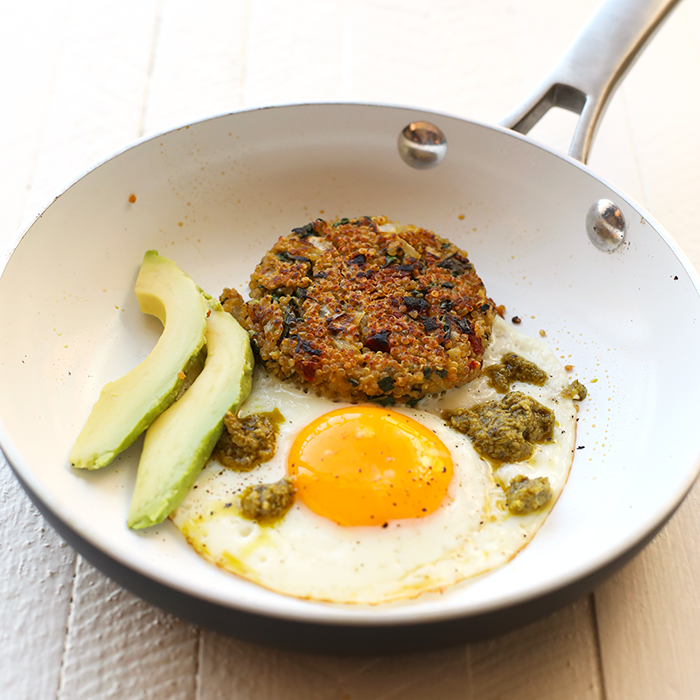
[500,0,681,163]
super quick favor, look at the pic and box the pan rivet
[398,121,447,169]
[586,199,627,252]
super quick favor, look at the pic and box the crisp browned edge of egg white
[170,316,577,606]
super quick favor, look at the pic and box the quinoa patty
[221,216,496,405]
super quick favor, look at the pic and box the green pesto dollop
[447,391,554,463]
[240,476,296,523]
[506,475,553,515]
[562,379,587,401]
[212,411,279,471]
[483,352,549,393]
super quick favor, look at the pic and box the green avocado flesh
[127,305,254,529]
[69,251,208,470]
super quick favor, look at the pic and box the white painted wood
[0,0,161,698]
[0,3,81,698]
[597,483,700,700]
[590,2,700,696]
[56,558,199,700]
[0,3,68,240]
[469,596,603,700]
[242,0,344,107]
[613,0,700,270]
[197,596,601,699]
[141,0,252,135]
[197,3,604,695]
[2,0,700,698]
[0,469,75,699]
[20,0,161,219]
[195,2,603,697]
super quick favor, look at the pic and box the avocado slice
[127,303,254,529]
[69,251,208,470]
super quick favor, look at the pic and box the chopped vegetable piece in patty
[221,216,495,404]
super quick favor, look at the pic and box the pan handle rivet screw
[398,121,447,170]
[586,199,627,252]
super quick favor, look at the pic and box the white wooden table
[2,1,699,697]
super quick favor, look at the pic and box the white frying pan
[0,0,698,653]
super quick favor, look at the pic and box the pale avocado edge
[127,306,254,529]
[69,250,208,470]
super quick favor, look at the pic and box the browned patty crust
[222,216,496,405]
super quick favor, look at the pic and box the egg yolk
[287,407,453,526]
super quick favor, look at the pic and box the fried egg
[170,317,577,604]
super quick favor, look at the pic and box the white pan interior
[1,103,699,625]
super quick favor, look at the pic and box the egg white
[170,317,577,604]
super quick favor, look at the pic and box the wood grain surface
[1,1,699,698]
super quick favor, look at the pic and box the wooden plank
[200,1,599,698]
[596,484,700,700]
[591,2,700,697]
[196,597,602,699]
[198,634,343,700]
[0,467,76,698]
[193,3,604,699]
[56,557,199,700]
[141,0,252,135]
[51,2,254,697]
[20,0,162,219]
[241,0,344,108]
[198,632,471,700]
[594,29,700,700]
[0,0,163,697]
[199,628,471,700]
[470,596,603,700]
[7,1,698,697]
[0,3,81,698]
[611,0,700,270]
[0,3,68,240]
